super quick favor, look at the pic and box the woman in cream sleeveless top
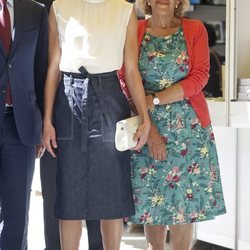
[42,0,150,249]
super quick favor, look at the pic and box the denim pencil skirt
[53,68,135,220]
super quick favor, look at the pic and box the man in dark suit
[0,0,48,249]
[36,1,103,250]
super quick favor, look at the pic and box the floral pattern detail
[130,28,226,225]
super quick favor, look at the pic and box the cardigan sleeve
[117,65,131,100]
[180,20,210,98]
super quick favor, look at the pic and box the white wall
[237,0,250,78]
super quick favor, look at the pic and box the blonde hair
[135,0,190,18]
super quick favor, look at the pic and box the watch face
[153,97,160,105]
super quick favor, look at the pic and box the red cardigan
[119,18,211,127]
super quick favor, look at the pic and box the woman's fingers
[44,136,57,158]
[43,125,57,158]
[36,144,45,158]
[133,123,148,150]
[133,124,146,141]
[51,137,58,150]
[148,143,167,161]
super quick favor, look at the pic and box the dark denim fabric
[54,70,131,146]
[54,70,135,220]
[40,153,104,250]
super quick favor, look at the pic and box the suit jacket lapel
[9,0,23,57]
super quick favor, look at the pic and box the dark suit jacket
[35,0,54,12]
[0,0,48,146]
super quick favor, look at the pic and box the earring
[147,0,151,6]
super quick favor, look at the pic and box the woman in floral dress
[121,0,227,249]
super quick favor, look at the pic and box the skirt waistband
[62,68,117,80]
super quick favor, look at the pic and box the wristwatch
[151,93,160,105]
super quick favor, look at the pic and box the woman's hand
[148,125,166,161]
[43,122,57,158]
[133,121,150,150]
[36,143,45,159]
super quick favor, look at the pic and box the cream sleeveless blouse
[53,0,133,74]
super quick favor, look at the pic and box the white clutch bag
[115,115,141,151]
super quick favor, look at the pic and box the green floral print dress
[130,28,226,225]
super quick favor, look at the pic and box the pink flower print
[189,212,198,223]
[176,51,188,65]
[176,57,183,64]
[193,164,200,175]
[181,148,187,157]
[191,118,199,129]
[182,52,189,65]
[149,164,155,170]
[140,168,149,179]
[161,136,168,144]
[176,117,184,129]
[191,218,197,223]
[169,183,175,189]
[166,175,172,182]
[210,132,215,141]
[139,212,153,223]
[191,123,197,129]
[181,51,187,57]
[172,166,179,173]
[179,66,185,72]
[187,163,200,174]
[148,51,157,61]
[211,198,217,206]
[210,166,217,181]
[172,175,180,182]
[180,143,187,157]
[193,163,198,168]
[166,166,180,183]
[190,212,198,218]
